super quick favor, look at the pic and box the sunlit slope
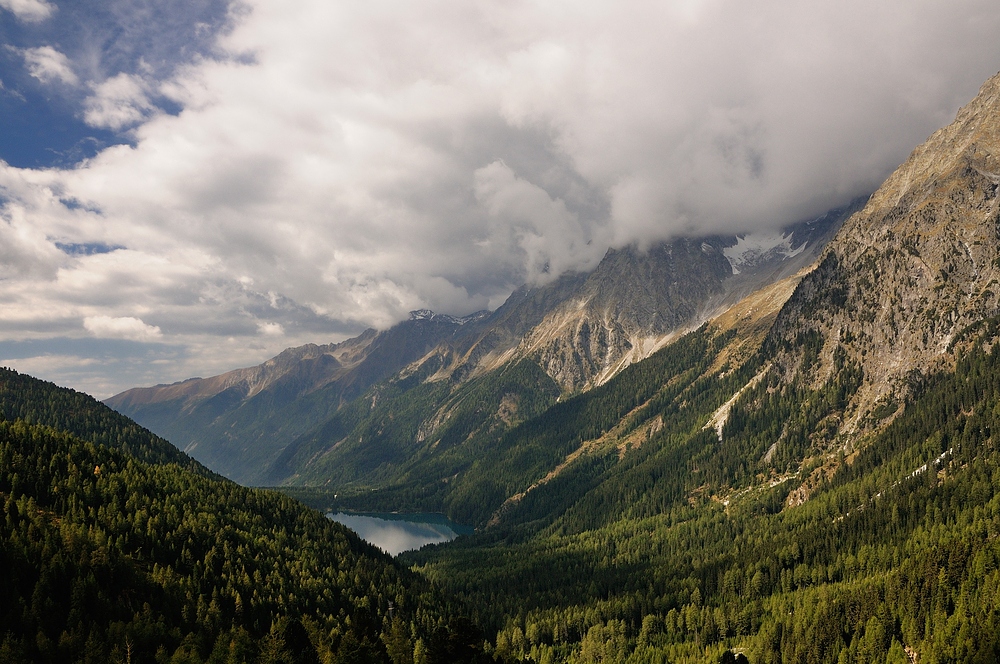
[401,70,1000,664]
[411,334,1000,663]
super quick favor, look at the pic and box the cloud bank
[2,0,1000,396]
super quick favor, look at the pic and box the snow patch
[409,309,489,325]
[723,232,808,275]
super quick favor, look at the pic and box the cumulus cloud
[84,73,155,130]
[257,322,284,336]
[0,211,61,280]
[84,316,162,341]
[3,0,1000,395]
[20,46,77,85]
[0,0,55,23]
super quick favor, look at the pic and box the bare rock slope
[770,70,1000,431]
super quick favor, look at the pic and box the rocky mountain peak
[770,69,1000,430]
[409,309,491,325]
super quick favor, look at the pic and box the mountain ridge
[766,69,1000,436]
[107,205,858,485]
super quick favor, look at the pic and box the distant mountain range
[107,200,859,487]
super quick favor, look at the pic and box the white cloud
[0,0,54,23]
[84,73,155,130]
[2,0,1000,396]
[257,322,284,336]
[20,46,77,85]
[83,316,162,342]
[0,210,61,279]
[474,160,605,283]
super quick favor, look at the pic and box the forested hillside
[0,369,492,663]
[395,72,1000,664]
[0,368,201,471]
[406,320,1000,664]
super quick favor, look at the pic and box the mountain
[0,367,492,663]
[769,69,1000,428]
[29,70,1000,664]
[108,204,856,486]
[105,311,492,483]
[399,70,1000,664]
[516,203,853,391]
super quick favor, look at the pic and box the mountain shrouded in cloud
[1,0,1000,396]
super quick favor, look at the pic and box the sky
[1,0,1000,398]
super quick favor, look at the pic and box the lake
[327,511,473,556]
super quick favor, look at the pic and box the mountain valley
[6,68,1000,664]
[107,200,857,490]
[0,368,490,663]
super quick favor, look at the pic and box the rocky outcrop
[769,70,1000,430]
[483,204,856,391]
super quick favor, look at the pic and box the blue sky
[0,0,227,166]
[2,0,1000,398]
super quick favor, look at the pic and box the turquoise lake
[327,512,473,556]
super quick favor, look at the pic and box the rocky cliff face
[510,238,732,389]
[475,205,855,391]
[769,70,1000,431]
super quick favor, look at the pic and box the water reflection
[327,512,471,556]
